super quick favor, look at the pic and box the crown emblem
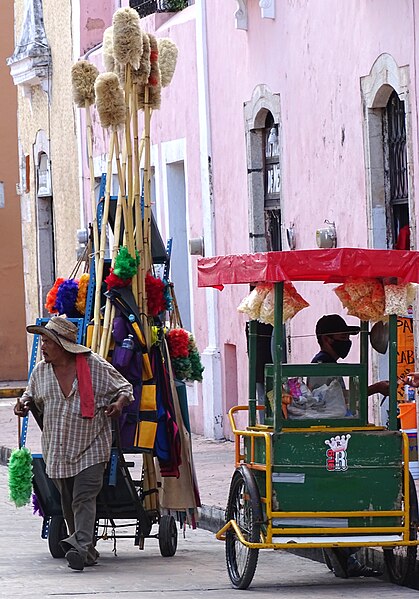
[324,434,351,452]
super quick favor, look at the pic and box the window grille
[263,113,281,251]
[129,0,191,18]
[384,90,409,245]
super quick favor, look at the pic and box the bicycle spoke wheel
[384,473,418,586]
[225,466,262,589]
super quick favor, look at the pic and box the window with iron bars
[383,90,409,248]
[263,113,281,251]
[129,0,193,19]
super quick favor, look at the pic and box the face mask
[332,339,352,359]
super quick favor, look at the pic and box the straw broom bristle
[112,7,143,71]
[71,60,99,107]
[95,73,126,129]
[132,32,151,85]
[103,26,115,73]
[158,38,178,87]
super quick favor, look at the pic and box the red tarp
[197,248,419,288]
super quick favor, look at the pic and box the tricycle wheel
[384,473,418,585]
[158,514,177,557]
[48,516,67,558]
[225,465,262,590]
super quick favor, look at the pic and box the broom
[71,60,100,319]
[92,72,125,353]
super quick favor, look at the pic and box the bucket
[398,402,417,429]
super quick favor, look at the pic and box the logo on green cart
[325,434,351,472]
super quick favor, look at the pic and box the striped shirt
[21,352,133,478]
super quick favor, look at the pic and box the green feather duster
[113,246,140,279]
[8,448,33,507]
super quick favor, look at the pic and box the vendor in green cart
[309,314,389,397]
[311,314,388,579]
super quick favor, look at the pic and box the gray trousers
[52,462,106,563]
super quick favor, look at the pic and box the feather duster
[95,73,126,129]
[112,7,143,71]
[132,32,151,85]
[147,34,160,87]
[104,269,132,291]
[146,273,166,316]
[8,447,33,508]
[103,26,115,73]
[113,246,140,279]
[75,273,90,315]
[189,349,204,382]
[55,279,80,317]
[71,60,99,108]
[45,277,65,314]
[166,328,190,358]
[171,356,192,381]
[158,38,178,87]
[32,492,44,517]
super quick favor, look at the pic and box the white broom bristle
[71,60,99,107]
[103,26,115,73]
[138,82,161,111]
[132,32,151,85]
[158,38,178,87]
[95,73,126,129]
[112,7,143,71]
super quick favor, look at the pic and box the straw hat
[27,316,91,354]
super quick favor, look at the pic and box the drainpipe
[196,0,223,439]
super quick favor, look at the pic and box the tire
[384,473,418,585]
[225,466,262,590]
[48,516,67,558]
[158,515,177,557]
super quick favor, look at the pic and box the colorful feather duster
[8,447,33,508]
[75,273,90,315]
[55,279,80,317]
[113,246,140,280]
[146,273,166,316]
[45,277,65,314]
[104,269,132,291]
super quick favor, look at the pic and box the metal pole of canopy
[248,319,257,427]
[274,282,284,433]
[388,314,398,430]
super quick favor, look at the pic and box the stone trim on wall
[244,84,281,252]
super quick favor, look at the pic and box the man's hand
[368,380,389,396]
[105,394,130,419]
[402,373,419,388]
[14,399,32,418]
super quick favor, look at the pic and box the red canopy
[197,248,419,287]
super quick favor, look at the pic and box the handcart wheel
[158,514,178,557]
[48,516,68,558]
[225,465,262,590]
[384,473,418,585]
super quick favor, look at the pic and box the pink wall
[81,1,419,435]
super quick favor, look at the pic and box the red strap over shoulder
[76,354,95,418]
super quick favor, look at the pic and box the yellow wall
[0,1,28,380]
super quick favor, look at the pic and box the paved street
[2,465,419,598]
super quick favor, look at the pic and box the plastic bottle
[121,334,134,350]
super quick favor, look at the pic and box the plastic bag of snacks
[384,283,417,316]
[237,284,272,320]
[239,281,309,324]
[283,281,310,322]
[334,277,385,321]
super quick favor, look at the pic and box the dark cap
[315,314,360,337]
